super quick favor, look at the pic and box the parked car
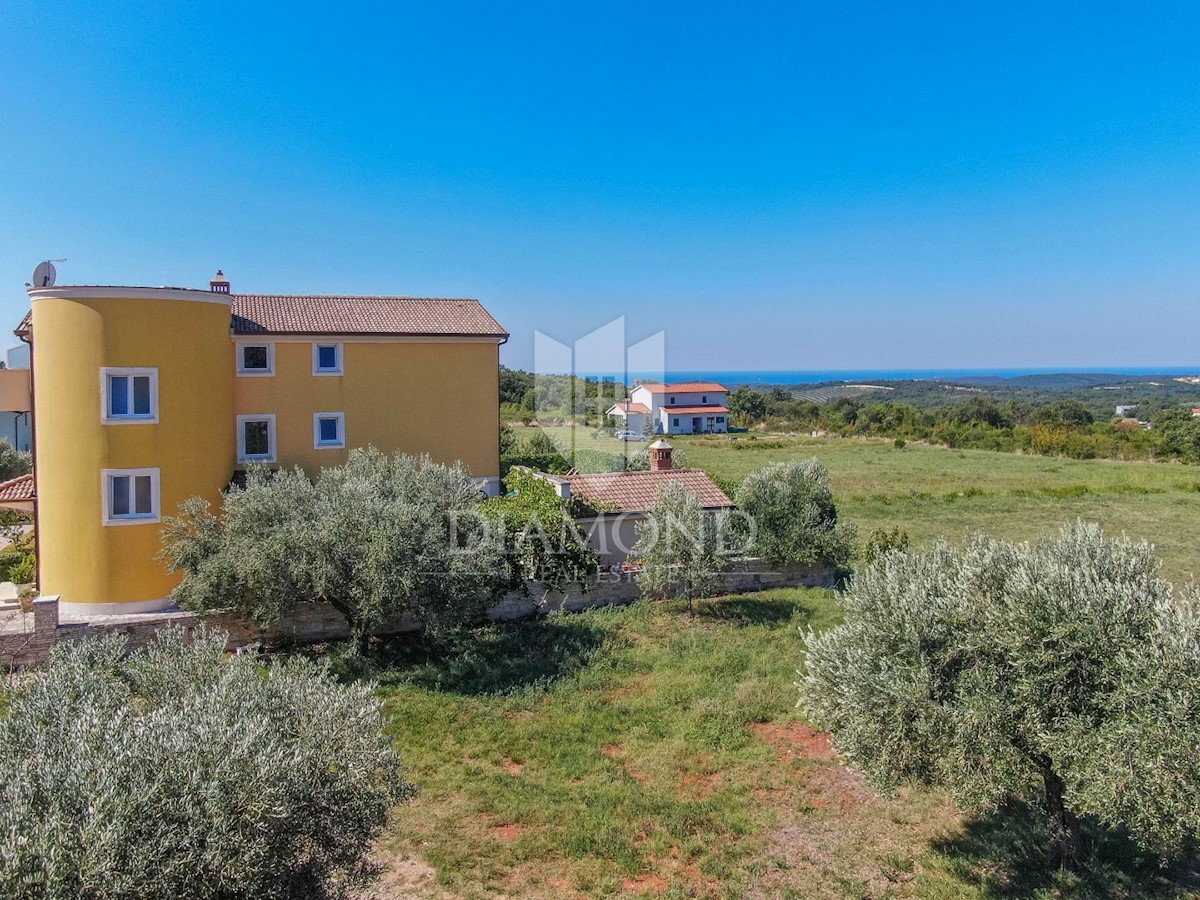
[616,430,646,441]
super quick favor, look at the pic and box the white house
[627,381,729,435]
[0,344,31,452]
[605,399,651,434]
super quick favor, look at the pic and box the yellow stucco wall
[232,339,500,478]
[32,293,234,610]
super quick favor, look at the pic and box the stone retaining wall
[0,559,834,669]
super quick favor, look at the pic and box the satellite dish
[32,261,57,288]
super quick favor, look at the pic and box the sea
[622,366,1200,386]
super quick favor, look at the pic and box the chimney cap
[649,439,672,449]
[209,269,231,293]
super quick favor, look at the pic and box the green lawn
[347,591,1196,899]
[671,435,1200,585]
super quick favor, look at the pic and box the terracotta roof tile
[567,468,732,513]
[230,295,507,337]
[13,312,30,338]
[0,473,34,503]
[610,401,651,414]
[635,381,728,394]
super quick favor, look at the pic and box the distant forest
[499,366,1200,465]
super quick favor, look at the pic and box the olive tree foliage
[735,459,855,569]
[0,627,414,899]
[162,449,507,640]
[481,468,598,598]
[0,439,31,482]
[799,521,1200,870]
[633,480,730,614]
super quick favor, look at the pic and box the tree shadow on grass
[933,799,1200,899]
[693,595,810,628]
[331,616,614,697]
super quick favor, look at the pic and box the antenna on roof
[31,259,66,288]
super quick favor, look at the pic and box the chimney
[209,269,230,293]
[649,439,673,471]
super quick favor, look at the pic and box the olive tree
[799,521,1200,870]
[162,449,507,643]
[0,627,414,899]
[735,459,854,570]
[633,480,729,614]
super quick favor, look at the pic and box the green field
[356,591,1193,899]
[518,427,1200,585]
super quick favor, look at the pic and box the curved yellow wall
[32,291,234,613]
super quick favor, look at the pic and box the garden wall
[0,559,834,669]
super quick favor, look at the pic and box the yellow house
[21,272,507,616]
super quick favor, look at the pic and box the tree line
[728,387,1200,463]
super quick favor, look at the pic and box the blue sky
[1,1,1198,371]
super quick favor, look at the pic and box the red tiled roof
[230,295,508,337]
[663,405,729,415]
[610,401,651,415]
[15,297,508,339]
[567,468,733,513]
[635,381,727,394]
[0,473,34,503]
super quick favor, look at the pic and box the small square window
[102,468,160,525]
[312,343,343,375]
[313,412,345,448]
[669,396,676,404]
[102,368,158,423]
[237,344,274,376]
[237,415,276,462]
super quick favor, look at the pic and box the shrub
[800,522,1200,870]
[633,480,730,614]
[735,459,855,570]
[0,440,30,482]
[0,627,414,898]
[861,526,909,564]
[162,450,507,643]
[483,469,598,597]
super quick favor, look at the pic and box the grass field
[350,591,1196,899]
[516,426,1200,585]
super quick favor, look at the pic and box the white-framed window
[313,412,345,448]
[102,468,160,525]
[672,417,680,427]
[101,368,158,424]
[237,414,277,463]
[312,342,343,375]
[237,343,274,376]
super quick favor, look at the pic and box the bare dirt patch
[749,721,837,761]
[477,812,523,841]
[501,757,525,775]
[621,873,669,894]
[603,742,649,783]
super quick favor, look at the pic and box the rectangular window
[672,417,679,427]
[312,342,343,375]
[237,414,277,463]
[102,468,160,525]
[702,395,707,403]
[237,344,274,376]
[669,396,676,404]
[313,412,345,448]
[102,368,157,423]
[717,416,725,423]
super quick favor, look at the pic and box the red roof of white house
[610,401,651,415]
[0,473,34,503]
[662,405,729,415]
[567,468,733,513]
[635,381,728,394]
